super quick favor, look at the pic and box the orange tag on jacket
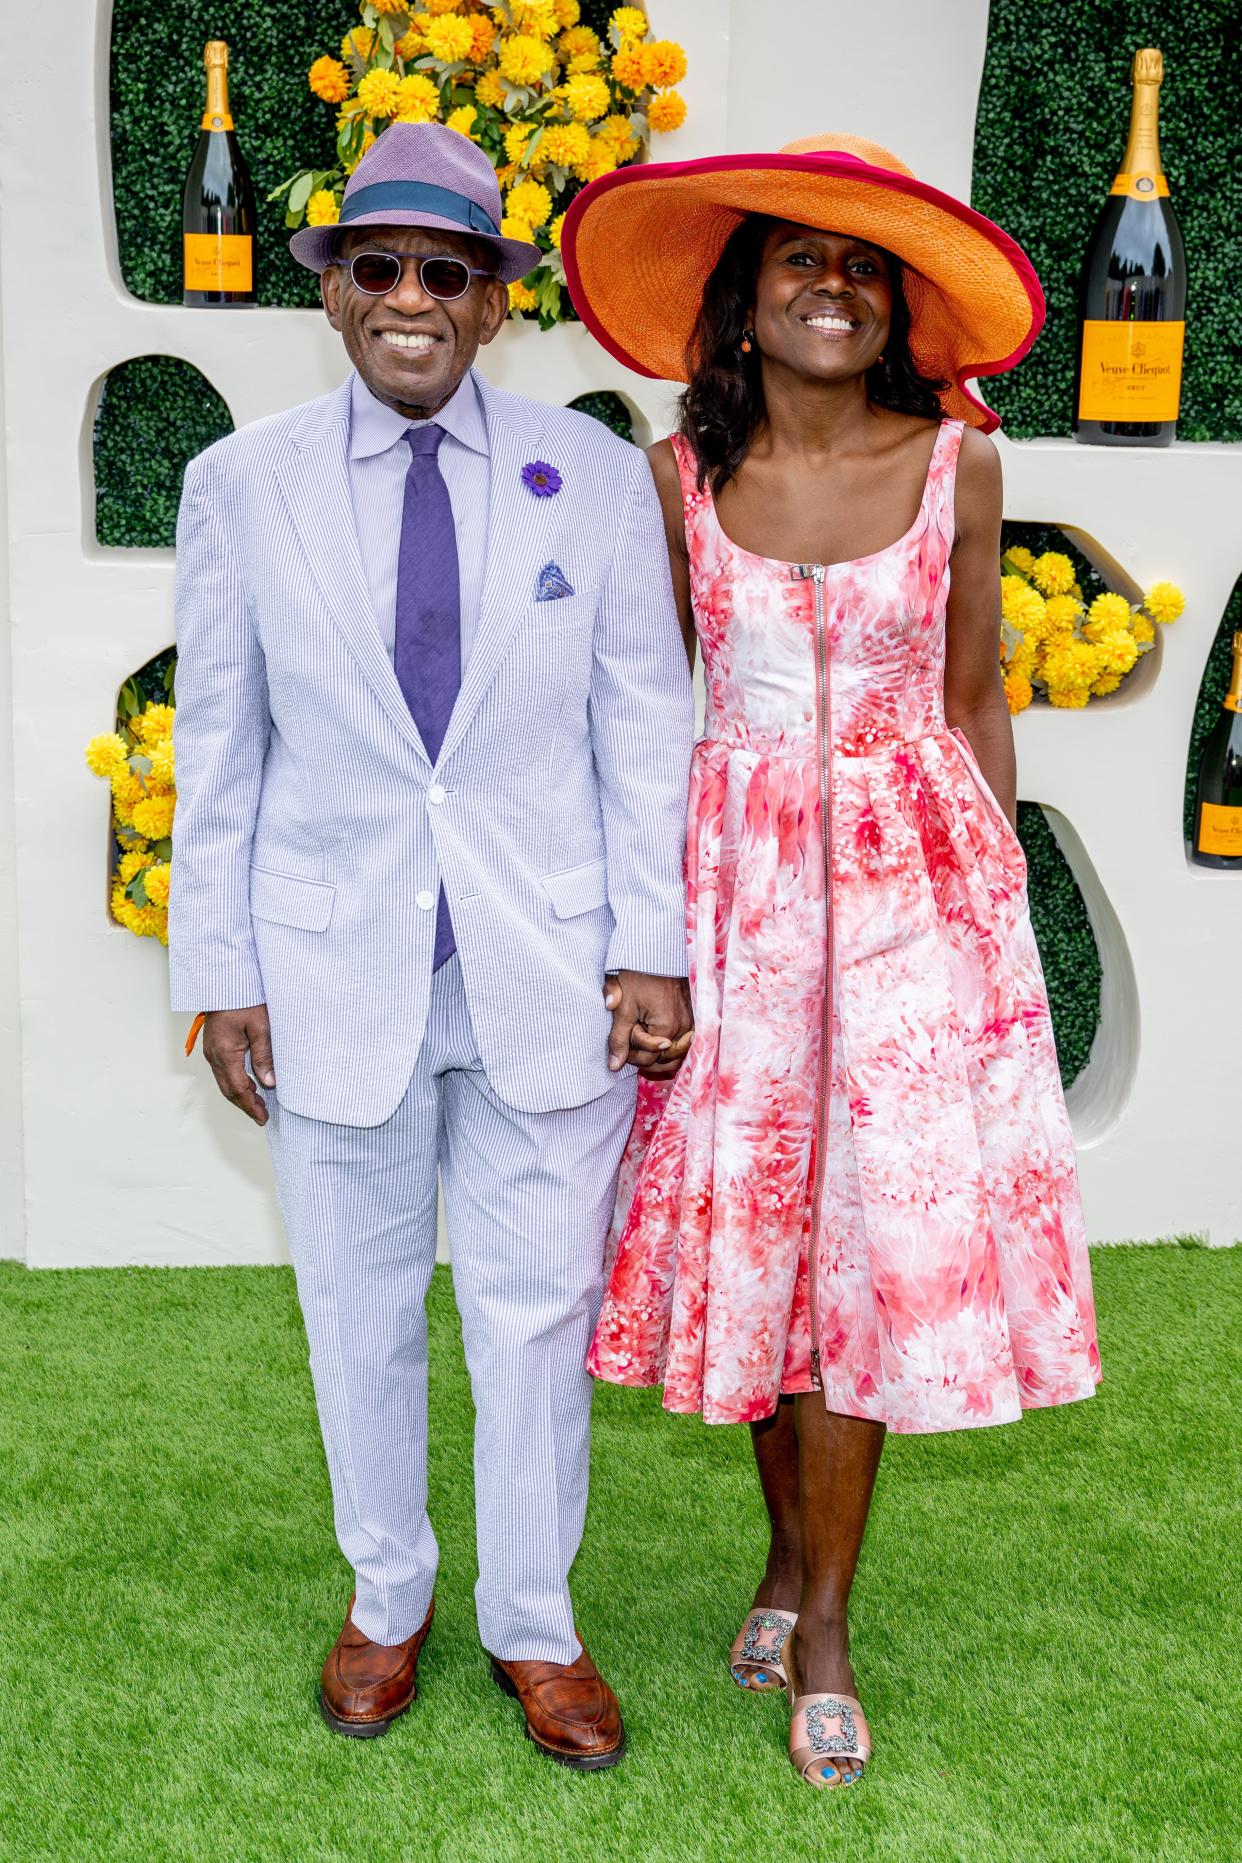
[183,232,253,293]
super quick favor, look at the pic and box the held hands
[202,1005,276,1126]
[603,971,693,1079]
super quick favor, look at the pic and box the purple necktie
[394,423,460,970]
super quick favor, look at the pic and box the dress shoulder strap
[667,430,701,499]
[924,418,967,550]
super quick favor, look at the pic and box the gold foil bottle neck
[204,40,229,69]
[1132,47,1163,86]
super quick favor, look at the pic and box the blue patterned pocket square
[534,561,575,602]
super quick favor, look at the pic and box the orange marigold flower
[309,56,351,104]
[647,88,686,132]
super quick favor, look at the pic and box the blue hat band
[340,179,501,238]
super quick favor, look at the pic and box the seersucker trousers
[264,952,637,1663]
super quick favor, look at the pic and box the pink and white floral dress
[588,422,1101,1434]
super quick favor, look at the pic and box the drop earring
[740,328,755,354]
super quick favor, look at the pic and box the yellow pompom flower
[1004,544,1036,574]
[561,71,610,120]
[133,703,175,743]
[357,68,403,119]
[395,27,425,60]
[1097,629,1139,677]
[109,771,146,828]
[117,849,149,885]
[1046,684,1091,710]
[143,864,172,909]
[1031,550,1076,597]
[1042,594,1080,634]
[504,120,537,161]
[575,137,619,182]
[131,793,176,842]
[148,740,176,789]
[507,178,553,228]
[498,33,555,86]
[424,14,474,61]
[1132,612,1156,646]
[341,27,376,61]
[494,161,519,187]
[396,73,441,121]
[424,0,464,12]
[1083,591,1133,639]
[1000,575,1046,635]
[1143,580,1185,625]
[540,121,591,166]
[1003,671,1033,714]
[512,0,558,34]
[610,41,646,89]
[596,112,639,157]
[306,188,340,227]
[554,0,581,25]
[475,68,506,106]
[309,56,351,104]
[500,213,535,242]
[558,25,602,71]
[611,6,648,40]
[642,39,687,88]
[509,280,539,311]
[85,733,131,781]
[648,88,686,132]
[444,103,479,138]
[1008,639,1037,680]
[371,0,408,14]
[548,211,566,250]
[468,15,497,62]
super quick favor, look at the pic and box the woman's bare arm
[943,426,1017,824]
[647,437,697,672]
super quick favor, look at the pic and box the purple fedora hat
[289,122,542,284]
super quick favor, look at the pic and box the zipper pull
[791,563,826,583]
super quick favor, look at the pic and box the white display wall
[1,0,1238,1267]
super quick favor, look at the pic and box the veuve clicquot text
[1192,633,1242,869]
[1074,48,1185,446]
[182,41,255,306]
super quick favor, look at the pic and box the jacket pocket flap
[541,858,608,919]
[250,866,335,932]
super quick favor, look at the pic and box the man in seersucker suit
[169,124,693,1767]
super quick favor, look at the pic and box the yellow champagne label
[1109,170,1170,198]
[1198,803,1242,859]
[1078,319,1184,421]
[183,232,252,292]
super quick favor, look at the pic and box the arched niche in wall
[566,390,652,448]
[91,356,233,549]
[1001,519,1164,706]
[1183,571,1242,849]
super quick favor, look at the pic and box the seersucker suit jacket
[168,369,694,1127]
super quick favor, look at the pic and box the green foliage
[1019,803,1103,1088]
[1184,575,1242,841]
[567,390,635,440]
[972,0,1242,441]
[93,356,234,549]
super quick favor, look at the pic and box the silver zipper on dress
[794,563,831,1383]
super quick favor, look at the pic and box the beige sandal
[728,1607,797,1692]
[788,1691,871,1787]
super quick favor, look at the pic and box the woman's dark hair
[679,215,950,494]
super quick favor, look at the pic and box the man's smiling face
[321,224,509,418]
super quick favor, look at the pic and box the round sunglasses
[333,250,497,301]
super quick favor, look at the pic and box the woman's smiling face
[750,221,892,384]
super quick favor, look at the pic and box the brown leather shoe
[491,1641,625,1770]
[319,1595,434,1738]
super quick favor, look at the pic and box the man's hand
[202,1005,275,1126]
[603,971,693,1079]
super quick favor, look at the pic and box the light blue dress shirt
[348,368,491,669]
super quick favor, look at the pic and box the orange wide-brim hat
[561,134,1045,431]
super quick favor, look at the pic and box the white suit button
[427,785,446,805]
[416,890,435,910]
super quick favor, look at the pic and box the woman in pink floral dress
[563,136,1100,1789]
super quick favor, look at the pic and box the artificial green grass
[1,1249,1238,1862]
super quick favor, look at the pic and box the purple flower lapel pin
[522,459,562,497]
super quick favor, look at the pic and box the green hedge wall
[972,0,1241,441]
[1017,805,1101,1088]
[94,357,233,548]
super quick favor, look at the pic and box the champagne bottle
[182,42,255,307]
[1074,48,1185,446]
[1191,634,1242,868]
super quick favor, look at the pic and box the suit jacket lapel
[274,381,431,765]
[436,376,553,770]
